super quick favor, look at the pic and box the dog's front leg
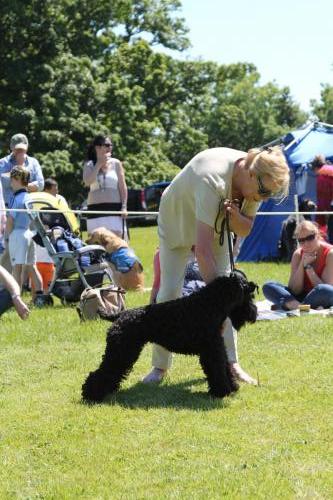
[199,337,239,398]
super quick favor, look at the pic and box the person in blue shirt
[0,177,6,254]
[0,133,44,205]
[0,133,44,270]
[5,167,43,294]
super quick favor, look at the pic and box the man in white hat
[0,133,44,269]
[0,133,44,205]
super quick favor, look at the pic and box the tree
[0,0,189,201]
[0,0,307,204]
[311,84,333,124]
[206,63,307,150]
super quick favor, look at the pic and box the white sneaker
[142,368,166,384]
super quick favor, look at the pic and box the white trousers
[151,236,238,370]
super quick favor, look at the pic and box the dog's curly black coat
[82,270,258,403]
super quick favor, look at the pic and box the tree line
[0,0,331,203]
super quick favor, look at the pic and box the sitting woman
[263,220,333,310]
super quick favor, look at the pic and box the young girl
[6,167,44,301]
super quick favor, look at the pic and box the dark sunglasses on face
[257,176,273,197]
[297,233,316,244]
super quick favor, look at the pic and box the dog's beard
[229,298,257,330]
[227,274,258,330]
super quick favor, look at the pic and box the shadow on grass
[81,377,236,410]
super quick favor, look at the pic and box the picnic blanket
[257,300,333,321]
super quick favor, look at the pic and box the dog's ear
[223,274,245,306]
[248,281,259,295]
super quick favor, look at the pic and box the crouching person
[0,264,29,319]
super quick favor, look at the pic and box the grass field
[1,226,332,499]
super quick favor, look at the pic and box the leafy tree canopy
[0,0,312,204]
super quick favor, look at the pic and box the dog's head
[229,269,259,330]
[86,227,126,252]
[226,269,258,330]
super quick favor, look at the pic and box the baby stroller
[25,192,113,304]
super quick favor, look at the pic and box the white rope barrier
[2,208,333,216]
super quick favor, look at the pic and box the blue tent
[238,121,333,261]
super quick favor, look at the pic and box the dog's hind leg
[199,338,239,398]
[82,335,145,403]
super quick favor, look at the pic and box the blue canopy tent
[238,121,333,262]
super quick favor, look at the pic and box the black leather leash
[225,209,235,272]
[214,199,236,272]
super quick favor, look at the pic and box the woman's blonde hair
[245,146,290,199]
[294,220,321,239]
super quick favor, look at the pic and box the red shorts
[35,262,55,292]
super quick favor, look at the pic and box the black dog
[82,270,258,403]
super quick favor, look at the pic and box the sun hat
[10,133,29,150]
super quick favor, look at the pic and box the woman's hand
[224,199,241,220]
[301,251,317,267]
[223,199,253,237]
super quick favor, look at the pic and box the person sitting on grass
[0,264,29,319]
[263,220,333,310]
[6,167,44,304]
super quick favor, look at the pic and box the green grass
[1,226,332,499]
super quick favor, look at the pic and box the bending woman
[263,220,333,310]
[143,146,290,385]
[83,134,128,238]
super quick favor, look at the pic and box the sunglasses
[297,233,316,244]
[97,142,112,148]
[257,176,273,197]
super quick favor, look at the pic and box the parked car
[143,181,170,222]
[127,188,147,227]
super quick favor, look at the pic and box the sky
[176,0,333,111]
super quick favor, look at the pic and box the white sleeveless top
[85,158,122,205]
[90,161,118,192]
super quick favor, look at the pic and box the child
[5,167,44,303]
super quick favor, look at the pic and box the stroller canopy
[28,192,79,234]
